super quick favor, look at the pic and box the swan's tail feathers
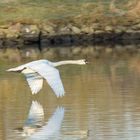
[6,66,24,72]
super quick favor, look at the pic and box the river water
[0,46,140,140]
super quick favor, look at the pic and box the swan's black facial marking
[84,59,88,64]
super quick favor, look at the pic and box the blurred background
[0,1,140,140]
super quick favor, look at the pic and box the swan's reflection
[16,101,65,140]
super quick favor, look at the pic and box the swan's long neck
[52,59,86,67]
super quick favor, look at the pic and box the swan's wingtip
[56,92,65,98]
[31,91,38,95]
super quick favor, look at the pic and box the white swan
[7,59,86,97]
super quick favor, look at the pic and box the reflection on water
[20,101,44,137]
[0,50,140,140]
[15,101,65,140]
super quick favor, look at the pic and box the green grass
[0,0,138,25]
[0,1,98,24]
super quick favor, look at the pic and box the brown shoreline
[0,20,140,49]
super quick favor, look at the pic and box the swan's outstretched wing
[25,101,44,127]
[22,68,43,94]
[44,68,65,97]
[30,107,65,139]
[28,63,65,97]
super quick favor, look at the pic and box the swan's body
[7,59,86,97]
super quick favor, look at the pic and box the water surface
[0,52,140,140]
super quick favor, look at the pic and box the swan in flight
[7,59,86,97]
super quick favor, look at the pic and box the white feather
[22,68,43,94]
[27,61,65,97]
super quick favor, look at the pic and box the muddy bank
[0,18,140,49]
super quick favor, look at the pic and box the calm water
[0,53,140,140]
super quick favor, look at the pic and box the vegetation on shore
[0,0,140,48]
[0,0,140,25]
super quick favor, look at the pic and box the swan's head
[76,59,88,65]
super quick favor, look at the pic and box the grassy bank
[0,0,139,25]
[0,0,139,48]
